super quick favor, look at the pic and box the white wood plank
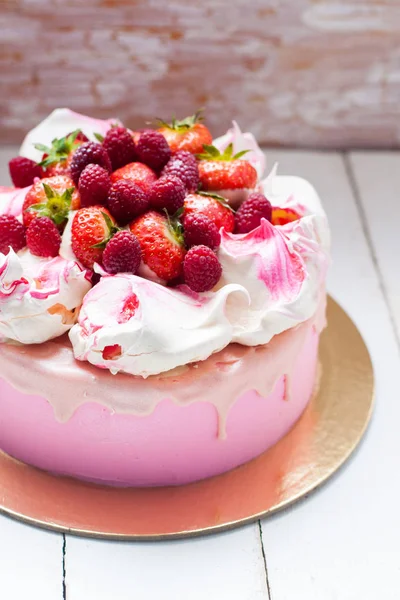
[349,151,400,340]
[0,516,64,599]
[260,150,400,599]
[66,525,268,600]
[0,145,64,599]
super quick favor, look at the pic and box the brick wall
[2,0,400,148]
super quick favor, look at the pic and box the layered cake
[0,109,329,486]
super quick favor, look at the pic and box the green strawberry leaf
[198,190,235,212]
[35,129,82,168]
[197,143,249,162]
[94,132,104,143]
[156,109,204,132]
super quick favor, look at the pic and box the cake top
[0,109,329,377]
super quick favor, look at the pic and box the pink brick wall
[2,0,400,148]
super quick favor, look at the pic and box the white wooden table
[0,147,399,600]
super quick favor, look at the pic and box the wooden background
[1,0,400,148]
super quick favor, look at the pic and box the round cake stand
[0,296,374,540]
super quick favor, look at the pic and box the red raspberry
[102,231,142,274]
[78,164,111,208]
[149,175,186,214]
[183,213,221,250]
[9,157,43,188]
[103,127,137,171]
[107,180,149,225]
[183,245,222,292]
[161,151,199,193]
[0,215,26,255]
[135,130,171,172]
[235,192,272,234]
[70,142,111,184]
[26,217,61,257]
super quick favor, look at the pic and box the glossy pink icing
[0,306,322,486]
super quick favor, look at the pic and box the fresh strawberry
[111,162,157,194]
[34,130,85,177]
[8,157,44,188]
[271,207,301,226]
[183,192,235,233]
[157,111,212,155]
[197,144,257,193]
[71,206,117,269]
[129,210,186,282]
[22,175,79,228]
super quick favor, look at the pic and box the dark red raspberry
[9,157,43,188]
[107,180,149,225]
[78,164,111,208]
[162,151,199,193]
[136,130,171,172]
[184,213,221,250]
[70,142,112,184]
[0,215,26,254]
[103,127,137,171]
[102,231,142,274]
[235,192,272,234]
[183,245,222,292]
[149,176,186,214]
[26,217,61,257]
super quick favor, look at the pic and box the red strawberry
[26,217,61,258]
[22,175,80,228]
[183,192,235,233]
[111,162,157,194]
[35,130,85,177]
[71,206,117,269]
[129,210,186,282]
[198,144,257,193]
[157,111,212,155]
[0,215,26,254]
[8,157,44,188]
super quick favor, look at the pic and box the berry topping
[235,192,272,234]
[78,164,111,208]
[149,175,186,214]
[8,157,43,188]
[26,217,61,258]
[107,180,149,225]
[111,162,157,194]
[197,144,257,192]
[183,192,235,233]
[71,206,117,269]
[102,230,142,274]
[183,213,221,250]
[157,111,212,155]
[0,215,26,255]
[102,127,137,171]
[34,130,84,177]
[135,130,171,172]
[161,151,199,193]
[271,207,301,226]
[22,175,79,228]
[183,245,222,292]
[70,142,112,184]
[130,210,186,282]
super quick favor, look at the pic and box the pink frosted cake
[0,110,329,486]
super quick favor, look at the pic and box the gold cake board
[0,297,374,540]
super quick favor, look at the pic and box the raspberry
[26,217,61,257]
[149,175,186,214]
[162,151,199,193]
[235,192,272,234]
[107,180,149,225]
[103,127,137,171]
[102,231,142,274]
[9,157,43,188]
[70,142,111,184]
[135,130,171,172]
[183,245,222,292]
[78,164,111,208]
[0,215,26,255]
[183,213,221,250]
